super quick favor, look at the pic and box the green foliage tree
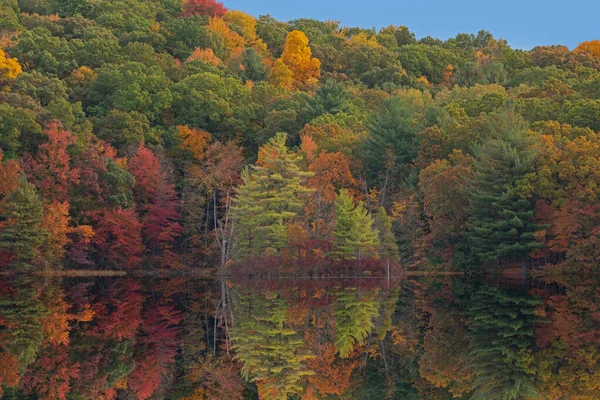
[333,189,379,260]
[465,112,542,266]
[364,97,420,197]
[0,178,47,269]
[232,132,313,256]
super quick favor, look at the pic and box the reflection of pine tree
[0,278,48,370]
[465,286,541,400]
[231,289,314,399]
[333,287,380,358]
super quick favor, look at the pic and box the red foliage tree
[128,145,183,252]
[21,121,79,202]
[181,0,227,17]
[90,208,143,269]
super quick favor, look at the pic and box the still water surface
[0,273,593,399]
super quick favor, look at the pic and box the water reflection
[0,273,597,399]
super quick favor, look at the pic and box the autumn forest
[1,0,600,397]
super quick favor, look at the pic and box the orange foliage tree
[574,40,600,58]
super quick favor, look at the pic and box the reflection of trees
[333,287,380,358]
[231,289,314,399]
[0,278,47,370]
[465,286,540,400]
[533,277,600,398]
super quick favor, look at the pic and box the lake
[0,272,594,399]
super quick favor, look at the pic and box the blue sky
[223,0,598,50]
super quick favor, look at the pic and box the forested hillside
[1,0,600,272]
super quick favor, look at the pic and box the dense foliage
[0,0,599,275]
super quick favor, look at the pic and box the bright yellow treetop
[280,30,321,86]
[0,49,22,82]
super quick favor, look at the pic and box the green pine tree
[0,178,47,270]
[333,189,380,260]
[232,132,313,256]
[465,112,541,265]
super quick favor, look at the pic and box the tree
[280,30,320,86]
[373,207,399,261]
[128,145,182,252]
[177,125,212,161]
[333,189,379,260]
[0,49,22,89]
[181,0,227,18]
[0,178,47,269]
[364,97,420,200]
[21,121,79,203]
[89,207,143,268]
[419,150,473,251]
[574,40,600,58]
[232,132,313,256]
[465,112,542,267]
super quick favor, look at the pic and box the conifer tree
[232,132,313,256]
[0,178,47,269]
[333,189,379,260]
[465,112,541,266]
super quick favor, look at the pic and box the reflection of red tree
[21,344,79,400]
[91,280,144,340]
[0,352,20,397]
[129,304,182,399]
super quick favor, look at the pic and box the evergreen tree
[0,178,47,269]
[364,97,419,199]
[465,112,541,265]
[232,132,313,256]
[333,190,379,260]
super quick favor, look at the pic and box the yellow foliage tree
[207,17,245,55]
[280,30,321,86]
[177,125,212,161]
[224,10,257,41]
[186,47,222,66]
[349,32,380,47]
[0,49,21,90]
[574,40,600,58]
[268,58,294,90]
